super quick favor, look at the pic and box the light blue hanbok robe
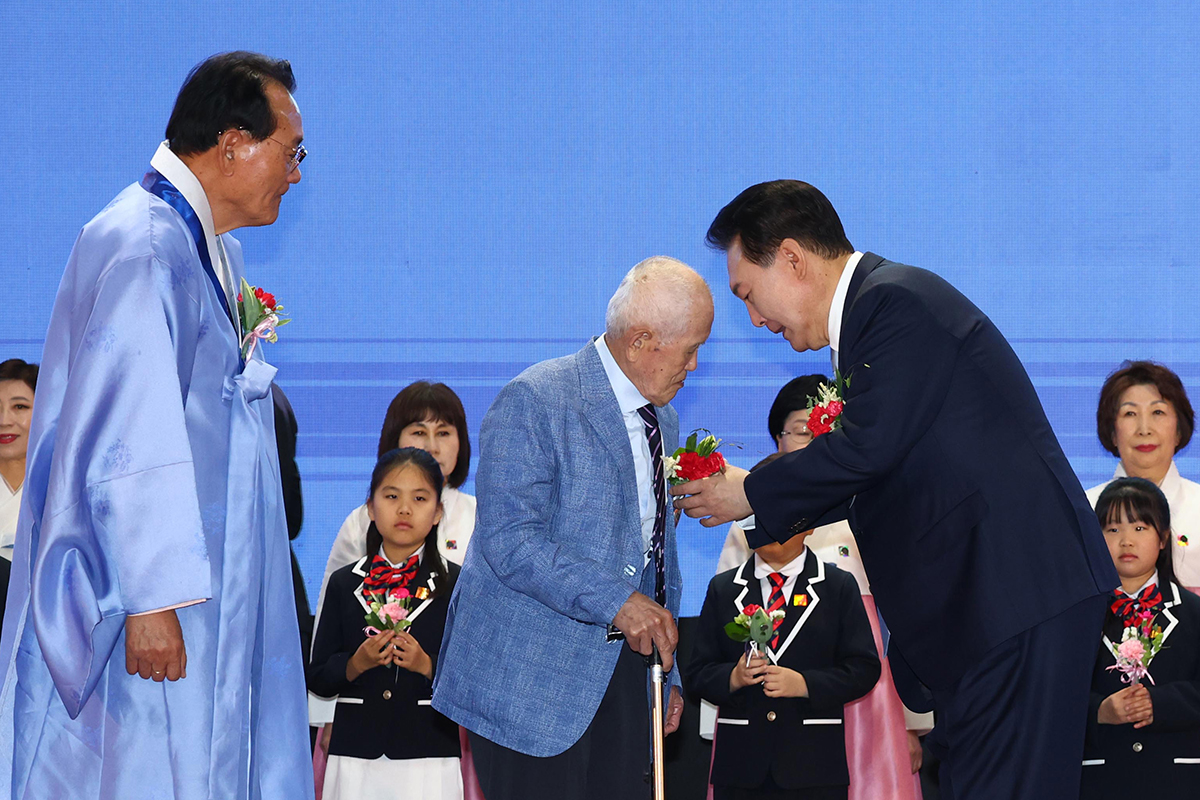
[0,169,314,799]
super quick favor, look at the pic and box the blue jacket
[745,254,1118,697]
[432,340,683,756]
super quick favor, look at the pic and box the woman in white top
[1086,360,1200,594]
[0,359,37,563]
[714,375,929,799]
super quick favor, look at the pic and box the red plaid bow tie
[363,553,420,594]
[1110,583,1163,625]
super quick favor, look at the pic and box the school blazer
[308,555,461,761]
[685,556,880,790]
[1082,582,1200,797]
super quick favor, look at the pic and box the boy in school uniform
[687,523,881,800]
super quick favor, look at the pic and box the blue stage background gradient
[2,3,1198,615]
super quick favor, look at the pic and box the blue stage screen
[3,2,1198,615]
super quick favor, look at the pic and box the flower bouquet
[725,603,785,666]
[1106,611,1165,685]
[806,370,851,437]
[362,587,413,638]
[236,277,291,360]
[663,431,727,485]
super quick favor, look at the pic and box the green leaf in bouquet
[748,609,774,646]
[697,435,720,457]
[671,446,686,458]
[275,317,291,327]
[724,621,750,642]
[686,432,698,451]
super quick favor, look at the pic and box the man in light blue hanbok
[0,52,314,799]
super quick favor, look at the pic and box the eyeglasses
[219,128,307,172]
[262,135,307,173]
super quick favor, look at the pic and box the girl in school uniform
[1081,477,1200,798]
[309,447,463,800]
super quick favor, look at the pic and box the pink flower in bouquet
[379,602,408,625]
[389,587,411,599]
[1117,638,1146,662]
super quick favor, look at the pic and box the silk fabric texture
[0,177,312,799]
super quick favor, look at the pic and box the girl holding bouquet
[1082,477,1200,798]
[309,448,462,800]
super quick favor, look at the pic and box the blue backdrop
[3,2,1198,615]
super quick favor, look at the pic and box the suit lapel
[352,551,443,624]
[769,554,826,664]
[1159,581,1182,646]
[731,561,761,619]
[577,341,641,521]
[838,252,885,368]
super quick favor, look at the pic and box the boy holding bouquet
[686,520,880,799]
[1082,478,1200,798]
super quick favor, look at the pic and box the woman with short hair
[1087,361,1200,594]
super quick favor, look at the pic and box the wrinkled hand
[664,687,684,735]
[125,609,186,682]
[763,665,808,698]
[907,730,923,774]
[392,630,433,679]
[670,466,751,528]
[1098,684,1154,727]
[613,592,678,672]
[729,653,768,692]
[347,630,397,681]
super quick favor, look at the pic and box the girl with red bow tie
[1082,477,1200,798]
[309,448,462,799]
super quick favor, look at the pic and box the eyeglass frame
[777,427,812,440]
[217,127,307,172]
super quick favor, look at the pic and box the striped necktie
[636,403,667,606]
[766,572,787,649]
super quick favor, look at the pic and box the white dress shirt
[827,251,865,371]
[1116,570,1160,599]
[0,475,21,561]
[753,547,808,606]
[1087,461,1200,589]
[594,334,657,557]
[149,142,239,335]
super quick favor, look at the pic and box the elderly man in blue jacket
[433,256,713,800]
[674,180,1118,800]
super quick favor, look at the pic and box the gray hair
[605,256,713,343]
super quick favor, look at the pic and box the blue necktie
[636,403,667,606]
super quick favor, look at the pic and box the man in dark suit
[673,180,1119,799]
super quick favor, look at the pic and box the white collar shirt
[753,547,809,606]
[1117,570,1160,598]
[827,251,865,371]
[150,142,239,333]
[382,543,425,569]
[594,334,657,558]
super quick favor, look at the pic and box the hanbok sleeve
[32,253,211,718]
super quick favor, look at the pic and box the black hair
[0,359,38,392]
[364,448,455,597]
[376,381,471,488]
[1096,477,1176,588]
[707,180,854,264]
[166,51,296,156]
[768,374,827,440]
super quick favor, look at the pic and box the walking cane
[650,645,666,800]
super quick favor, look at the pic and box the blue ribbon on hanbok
[139,169,237,335]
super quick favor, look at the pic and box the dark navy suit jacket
[744,254,1118,695]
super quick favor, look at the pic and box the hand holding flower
[1097,684,1154,727]
[347,629,396,680]
[762,665,808,698]
[392,630,434,680]
[729,653,768,692]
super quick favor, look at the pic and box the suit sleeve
[685,579,740,707]
[1146,660,1200,731]
[473,379,637,626]
[744,284,962,546]
[270,384,303,541]
[801,574,881,713]
[307,574,354,698]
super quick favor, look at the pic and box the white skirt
[323,754,463,800]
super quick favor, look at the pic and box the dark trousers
[468,643,651,800]
[926,594,1107,800]
[715,777,847,800]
